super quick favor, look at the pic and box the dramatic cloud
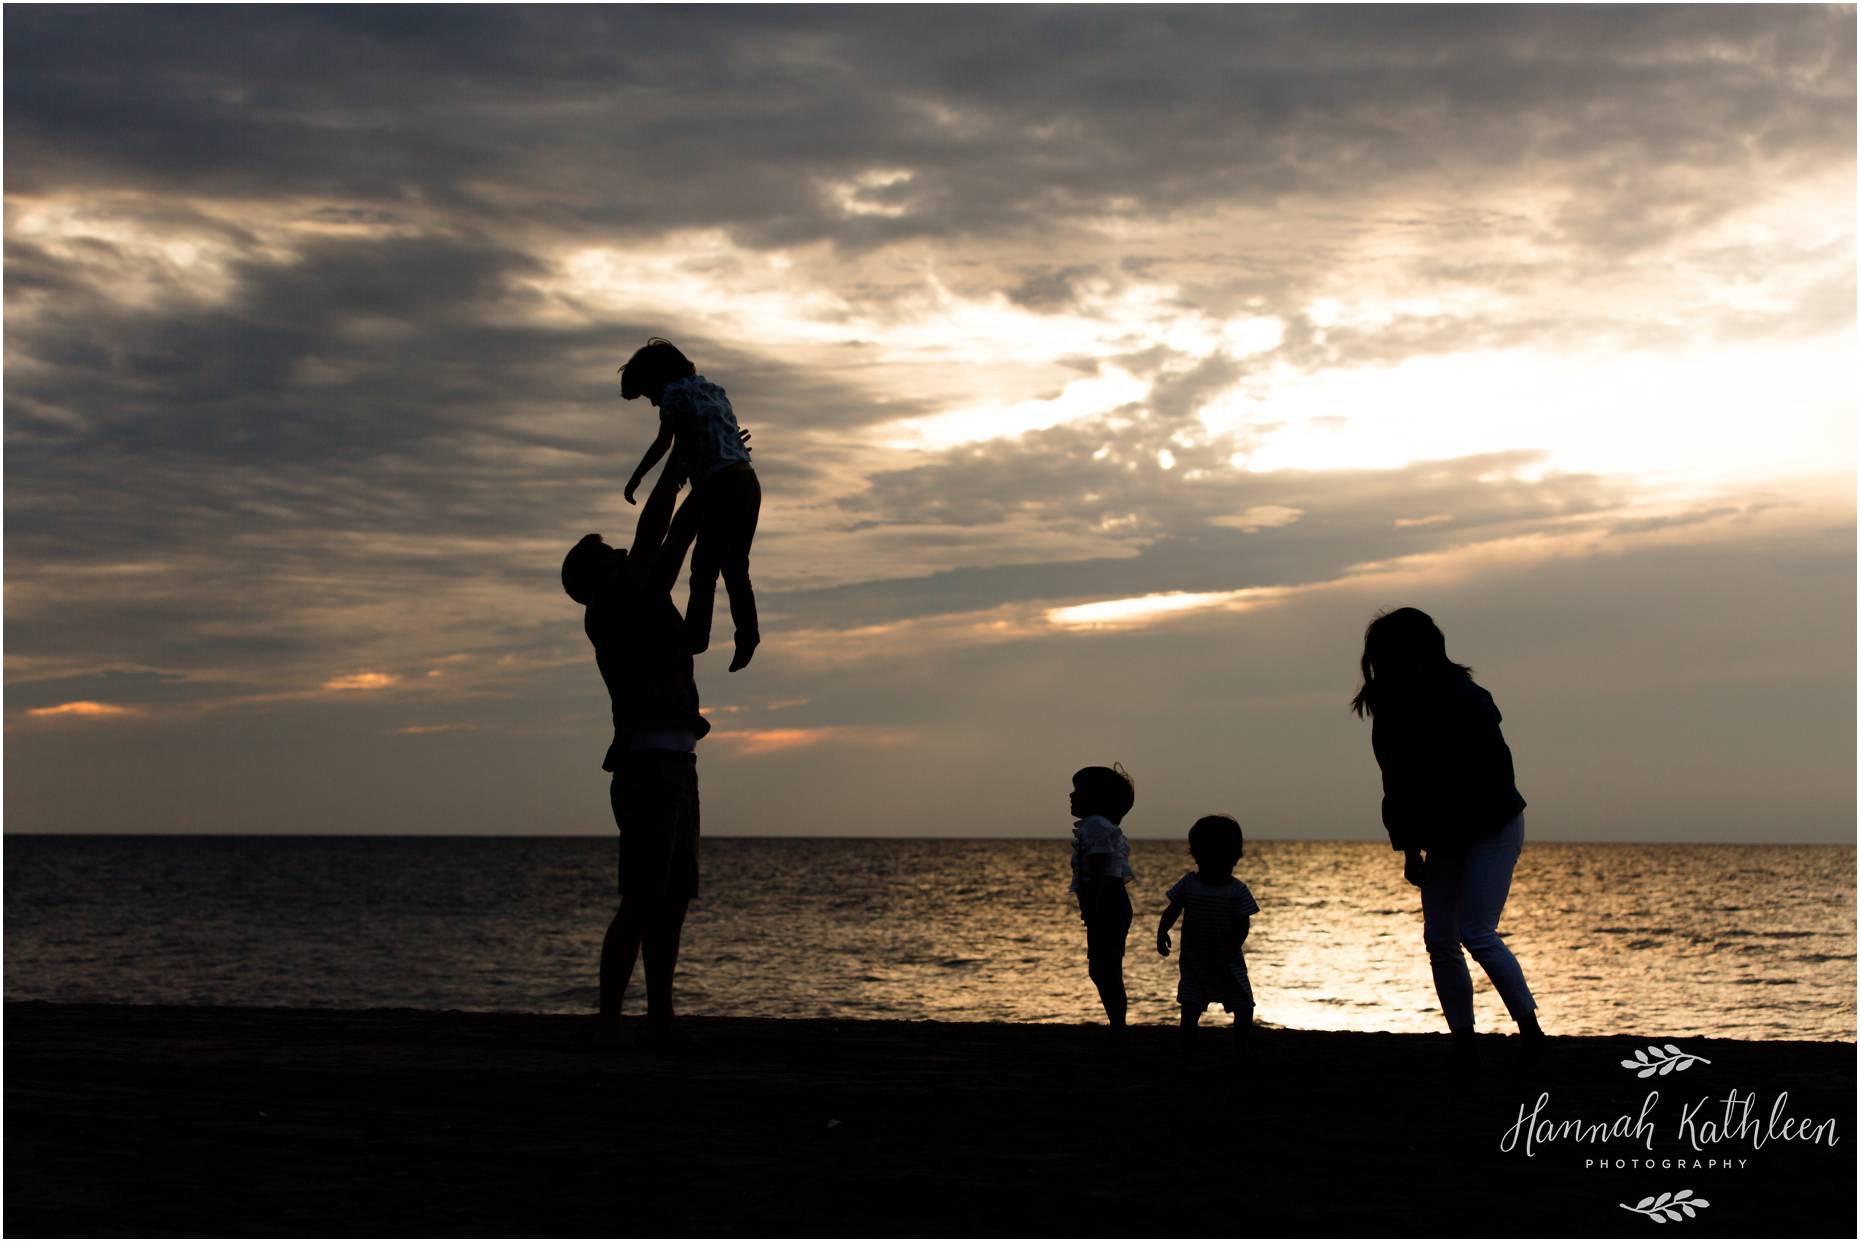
[4,6,1853,841]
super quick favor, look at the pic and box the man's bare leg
[642,895,691,1041]
[598,899,648,1043]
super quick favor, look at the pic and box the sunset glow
[707,726,909,756]
[4,7,1850,840]
[321,673,402,692]
[24,701,139,719]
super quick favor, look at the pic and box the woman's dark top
[1370,675,1526,853]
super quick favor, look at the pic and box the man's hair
[1072,763,1136,823]
[618,336,696,400]
[1188,814,1245,873]
[561,533,618,605]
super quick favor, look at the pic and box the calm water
[4,836,1853,1040]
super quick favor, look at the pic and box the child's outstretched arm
[625,422,678,505]
[1156,899,1182,956]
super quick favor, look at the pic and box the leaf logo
[1620,1190,1710,1223]
[1619,1043,1712,1078]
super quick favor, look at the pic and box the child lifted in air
[1157,814,1259,1048]
[619,337,762,672]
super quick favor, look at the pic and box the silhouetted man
[562,471,709,1047]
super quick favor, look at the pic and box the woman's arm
[1372,711,1429,853]
[1403,850,1427,888]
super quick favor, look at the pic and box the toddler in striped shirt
[1156,814,1259,1045]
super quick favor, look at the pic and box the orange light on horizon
[707,725,907,756]
[25,701,139,718]
[712,728,817,753]
[321,672,401,691]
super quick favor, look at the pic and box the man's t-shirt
[584,565,710,770]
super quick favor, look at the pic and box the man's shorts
[609,750,700,899]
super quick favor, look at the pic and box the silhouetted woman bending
[1352,608,1544,1056]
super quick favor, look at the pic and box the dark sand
[5,1003,1852,1237]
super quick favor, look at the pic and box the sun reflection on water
[3,837,1851,1041]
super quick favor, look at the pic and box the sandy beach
[4,1002,1852,1237]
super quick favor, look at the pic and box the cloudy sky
[5,6,1853,841]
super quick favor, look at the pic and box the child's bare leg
[1081,886,1129,1029]
[1087,958,1127,1028]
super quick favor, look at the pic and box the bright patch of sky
[526,167,1851,493]
[1231,334,1855,484]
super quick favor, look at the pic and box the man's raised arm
[628,466,698,596]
